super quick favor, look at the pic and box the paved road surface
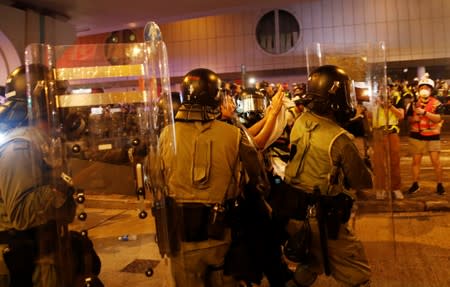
[71,134,450,286]
[70,208,450,287]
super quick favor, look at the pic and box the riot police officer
[282,65,372,287]
[221,86,294,286]
[0,64,92,287]
[157,68,271,287]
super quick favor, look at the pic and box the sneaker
[407,182,420,194]
[393,189,404,200]
[376,190,386,200]
[437,183,446,195]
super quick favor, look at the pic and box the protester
[406,73,446,195]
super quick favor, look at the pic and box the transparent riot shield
[304,42,450,287]
[0,60,77,287]
[23,21,176,287]
[306,41,390,203]
[305,42,406,285]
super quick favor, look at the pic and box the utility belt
[283,187,353,240]
[177,202,229,243]
[0,222,57,253]
[282,187,354,275]
[153,195,253,256]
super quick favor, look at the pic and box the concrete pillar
[417,66,426,79]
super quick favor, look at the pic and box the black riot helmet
[237,87,267,128]
[176,68,223,121]
[306,65,355,125]
[0,64,57,129]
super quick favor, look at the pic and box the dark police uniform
[156,68,269,287]
[284,111,372,287]
[0,126,76,287]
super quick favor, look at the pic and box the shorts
[408,137,441,154]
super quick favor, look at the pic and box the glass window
[256,9,300,54]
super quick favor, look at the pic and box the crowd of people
[156,68,447,286]
[216,72,447,200]
[0,61,447,287]
[159,65,373,287]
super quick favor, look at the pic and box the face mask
[419,89,430,98]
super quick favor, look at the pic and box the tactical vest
[285,112,350,195]
[0,127,51,230]
[162,120,241,203]
[409,97,442,136]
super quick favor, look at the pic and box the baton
[314,186,331,276]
